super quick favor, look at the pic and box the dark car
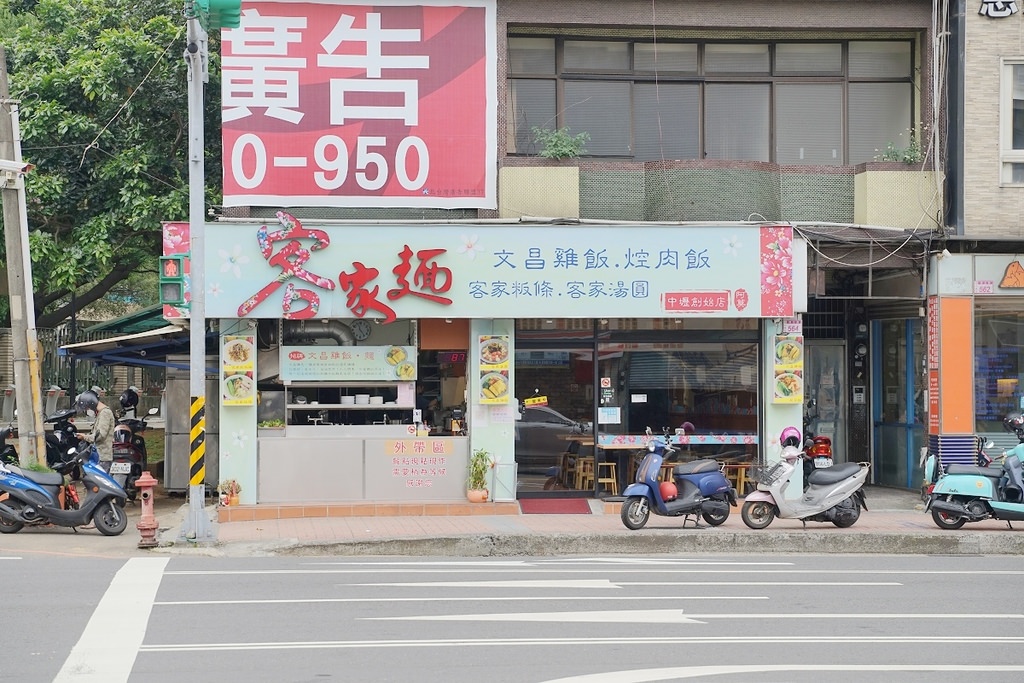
[514,405,591,474]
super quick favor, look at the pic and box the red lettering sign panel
[221,1,496,209]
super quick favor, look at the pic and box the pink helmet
[780,426,802,448]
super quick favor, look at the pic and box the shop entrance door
[513,347,595,496]
[803,340,846,464]
[873,319,926,489]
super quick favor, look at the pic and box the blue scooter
[621,428,736,529]
[924,414,1024,530]
[0,444,129,536]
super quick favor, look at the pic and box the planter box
[258,427,287,438]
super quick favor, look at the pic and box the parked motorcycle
[111,388,157,502]
[621,428,736,529]
[0,423,16,466]
[0,443,128,535]
[44,407,83,468]
[924,413,1024,530]
[741,426,869,529]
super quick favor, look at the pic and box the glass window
[705,84,770,161]
[635,43,698,72]
[506,79,556,154]
[975,307,1024,433]
[848,82,913,164]
[633,83,700,161]
[564,40,629,70]
[776,43,842,74]
[564,80,632,156]
[705,44,770,73]
[508,37,555,74]
[849,41,912,78]
[1001,60,1024,185]
[776,84,843,165]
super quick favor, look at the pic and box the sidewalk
[3,486,1022,558]
[183,485,1024,558]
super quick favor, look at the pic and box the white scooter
[741,426,870,529]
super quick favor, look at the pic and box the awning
[58,324,216,372]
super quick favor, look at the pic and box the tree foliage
[0,0,222,327]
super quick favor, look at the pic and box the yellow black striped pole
[189,396,206,486]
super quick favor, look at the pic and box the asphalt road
[2,553,1023,682]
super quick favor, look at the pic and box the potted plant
[466,448,493,503]
[217,479,242,506]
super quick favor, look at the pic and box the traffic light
[159,255,186,305]
[196,0,242,31]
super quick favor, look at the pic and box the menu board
[772,335,804,404]
[976,348,1020,421]
[478,335,510,405]
[222,335,256,406]
[280,345,418,382]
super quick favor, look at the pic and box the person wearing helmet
[119,386,140,417]
[77,389,115,470]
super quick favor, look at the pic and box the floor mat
[519,498,592,514]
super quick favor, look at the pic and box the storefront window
[975,306,1024,432]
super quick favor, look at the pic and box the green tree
[0,0,223,327]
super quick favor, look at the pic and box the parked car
[515,405,591,474]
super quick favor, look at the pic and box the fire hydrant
[135,471,159,548]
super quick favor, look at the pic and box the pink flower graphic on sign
[760,225,795,316]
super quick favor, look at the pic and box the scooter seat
[806,462,862,486]
[674,459,719,475]
[8,465,63,487]
[946,464,1003,479]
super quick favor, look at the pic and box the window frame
[506,37,917,165]
[999,57,1024,186]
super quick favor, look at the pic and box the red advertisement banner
[221,1,496,208]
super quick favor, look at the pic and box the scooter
[741,427,869,529]
[0,443,129,536]
[44,407,82,467]
[924,413,1024,530]
[111,406,158,502]
[621,428,736,530]
[0,423,16,466]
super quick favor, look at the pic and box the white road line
[54,557,168,683]
[0,557,21,560]
[139,635,1024,653]
[543,664,1024,683]
[163,568,1024,576]
[354,581,900,588]
[370,610,1024,623]
[155,596,768,606]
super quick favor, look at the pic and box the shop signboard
[772,334,804,404]
[200,216,803,320]
[280,344,417,381]
[222,335,256,406]
[220,0,496,209]
[478,335,509,404]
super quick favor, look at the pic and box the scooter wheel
[93,499,129,536]
[930,507,967,530]
[741,500,776,529]
[621,496,650,530]
[701,495,731,526]
[0,515,24,534]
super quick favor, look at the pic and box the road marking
[542,664,1024,682]
[164,567,1024,576]
[54,557,168,683]
[355,580,900,588]
[369,610,1024,624]
[138,635,1024,653]
[0,557,21,560]
[155,595,769,606]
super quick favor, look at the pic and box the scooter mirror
[985,441,996,449]
[148,407,159,416]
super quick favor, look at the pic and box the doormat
[519,498,592,514]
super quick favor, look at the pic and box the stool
[575,456,595,490]
[596,461,619,496]
[659,463,675,482]
[561,452,577,488]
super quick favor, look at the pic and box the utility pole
[181,13,212,542]
[1,46,46,467]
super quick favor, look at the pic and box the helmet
[780,426,802,449]
[659,481,678,502]
[76,390,99,416]
[1004,412,1024,433]
[680,421,695,435]
[119,387,139,411]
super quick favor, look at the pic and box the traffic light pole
[181,15,212,542]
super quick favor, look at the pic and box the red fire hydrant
[135,471,159,548]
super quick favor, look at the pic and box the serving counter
[257,426,470,503]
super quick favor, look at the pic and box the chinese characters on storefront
[220,1,496,209]
[279,344,418,381]
[387,438,452,488]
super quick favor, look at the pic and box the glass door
[873,319,925,489]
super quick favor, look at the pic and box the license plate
[109,462,132,474]
[814,457,833,469]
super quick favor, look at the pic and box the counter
[257,430,470,503]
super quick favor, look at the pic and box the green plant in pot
[466,448,493,502]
